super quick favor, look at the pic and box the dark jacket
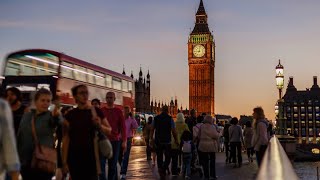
[153,112,173,144]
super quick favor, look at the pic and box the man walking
[151,106,179,179]
[5,87,29,135]
[101,92,127,180]
[62,85,111,180]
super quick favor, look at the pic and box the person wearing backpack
[229,117,244,168]
[180,130,195,179]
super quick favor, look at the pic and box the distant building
[125,68,150,114]
[239,115,254,126]
[150,97,189,119]
[216,114,232,125]
[283,76,320,144]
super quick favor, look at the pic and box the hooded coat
[172,113,189,149]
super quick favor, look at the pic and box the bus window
[61,62,74,79]
[5,61,20,75]
[5,53,58,76]
[122,79,128,92]
[106,75,112,88]
[74,65,87,82]
[112,77,121,90]
[128,81,133,91]
[95,72,105,86]
[87,69,95,84]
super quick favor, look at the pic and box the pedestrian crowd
[0,84,273,180]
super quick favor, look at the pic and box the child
[180,130,195,179]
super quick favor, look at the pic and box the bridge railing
[256,136,299,180]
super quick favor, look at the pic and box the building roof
[191,0,211,35]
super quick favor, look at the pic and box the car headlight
[134,136,142,140]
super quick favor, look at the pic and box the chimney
[312,76,320,89]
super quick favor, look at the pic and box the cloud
[0,19,92,32]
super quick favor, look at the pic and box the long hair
[253,106,265,129]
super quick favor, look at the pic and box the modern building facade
[188,0,215,116]
[283,76,320,144]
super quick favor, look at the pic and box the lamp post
[275,59,285,135]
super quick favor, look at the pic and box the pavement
[126,146,258,180]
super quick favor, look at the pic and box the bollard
[317,167,319,180]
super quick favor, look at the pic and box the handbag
[31,114,57,174]
[91,107,113,159]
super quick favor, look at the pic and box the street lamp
[275,59,286,135]
[276,59,284,99]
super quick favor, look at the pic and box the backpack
[182,140,192,153]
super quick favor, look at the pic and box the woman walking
[197,115,219,180]
[171,113,189,176]
[243,121,254,163]
[17,88,62,180]
[229,117,244,168]
[252,107,269,167]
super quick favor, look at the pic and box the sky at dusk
[1,0,320,120]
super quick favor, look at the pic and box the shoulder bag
[31,114,57,174]
[91,107,113,159]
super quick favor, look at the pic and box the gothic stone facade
[188,0,215,116]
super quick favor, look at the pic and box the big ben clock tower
[188,0,215,116]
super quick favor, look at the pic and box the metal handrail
[256,136,299,180]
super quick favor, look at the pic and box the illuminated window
[74,65,87,82]
[309,114,313,119]
[106,75,112,88]
[122,80,128,92]
[316,107,320,112]
[301,107,306,113]
[316,121,320,127]
[128,82,133,91]
[294,114,298,118]
[316,113,320,120]
[294,107,298,112]
[87,69,95,84]
[112,77,121,90]
[301,114,306,120]
[5,53,58,76]
[95,72,105,86]
[308,107,313,113]
[317,128,320,136]
[61,62,73,79]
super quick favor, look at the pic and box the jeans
[120,137,132,175]
[99,158,107,180]
[198,151,216,178]
[155,143,171,173]
[256,145,268,167]
[182,153,192,177]
[230,142,242,164]
[224,142,230,161]
[170,149,180,175]
[247,147,254,159]
[108,141,121,180]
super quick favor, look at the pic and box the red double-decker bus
[1,49,135,110]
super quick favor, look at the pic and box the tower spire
[196,0,206,16]
[122,65,126,75]
[191,0,210,34]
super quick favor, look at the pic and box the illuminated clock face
[193,45,205,57]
